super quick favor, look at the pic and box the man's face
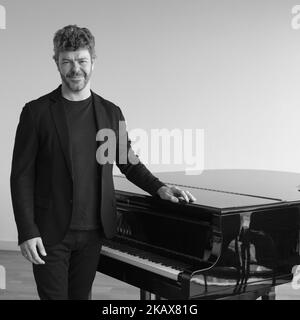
[57,48,94,92]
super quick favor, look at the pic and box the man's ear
[54,59,60,71]
[91,59,96,70]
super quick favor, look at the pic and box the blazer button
[70,199,73,204]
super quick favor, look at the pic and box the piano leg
[140,290,162,300]
[261,287,276,300]
[140,290,152,300]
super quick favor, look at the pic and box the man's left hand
[157,185,196,203]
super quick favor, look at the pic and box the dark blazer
[10,86,165,246]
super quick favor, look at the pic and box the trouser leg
[32,233,72,300]
[68,230,102,300]
[32,230,102,300]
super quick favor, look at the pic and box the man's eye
[80,61,87,64]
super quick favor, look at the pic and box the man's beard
[60,67,92,92]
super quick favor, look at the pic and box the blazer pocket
[34,196,50,209]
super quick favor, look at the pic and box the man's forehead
[59,49,90,60]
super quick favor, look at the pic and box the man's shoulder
[92,91,122,115]
[25,87,59,110]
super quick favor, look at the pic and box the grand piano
[97,169,300,300]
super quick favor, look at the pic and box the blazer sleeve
[10,104,41,245]
[115,107,166,196]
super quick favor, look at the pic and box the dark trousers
[32,229,102,300]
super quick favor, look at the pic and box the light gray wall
[1,0,300,245]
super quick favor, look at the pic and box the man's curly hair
[53,25,96,62]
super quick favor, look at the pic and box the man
[10,25,195,300]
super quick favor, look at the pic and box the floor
[0,250,299,300]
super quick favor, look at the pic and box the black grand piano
[97,169,300,300]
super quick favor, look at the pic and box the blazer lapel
[49,86,73,180]
[91,90,111,177]
[92,90,109,136]
[92,90,113,157]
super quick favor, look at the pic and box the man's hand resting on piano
[156,186,196,203]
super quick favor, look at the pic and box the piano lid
[113,169,300,212]
[153,169,300,202]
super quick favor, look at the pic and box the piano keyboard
[101,244,185,280]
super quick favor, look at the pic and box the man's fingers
[22,249,35,264]
[180,191,189,202]
[159,186,196,204]
[20,238,46,264]
[37,239,47,257]
[170,196,179,203]
[29,246,45,265]
[186,190,196,202]
[173,187,197,203]
[163,192,179,203]
[172,187,189,202]
[21,249,29,259]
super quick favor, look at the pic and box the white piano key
[101,245,182,280]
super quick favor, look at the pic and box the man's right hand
[20,237,47,265]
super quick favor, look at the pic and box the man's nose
[72,62,80,73]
